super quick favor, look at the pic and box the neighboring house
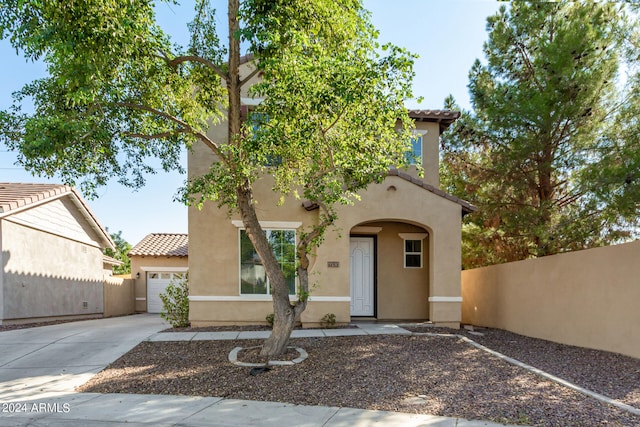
[186,61,476,328]
[129,233,188,313]
[0,183,114,325]
[103,254,124,276]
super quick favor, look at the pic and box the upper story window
[239,229,296,295]
[406,130,427,166]
[247,112,281,166]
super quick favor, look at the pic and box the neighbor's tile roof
[0,182,114,249]
[129,233,188,257]
[0,182,73,214]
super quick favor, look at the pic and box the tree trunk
[235,183,303,357]
[226,0,306,357]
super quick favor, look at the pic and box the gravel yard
[77,328,640,427]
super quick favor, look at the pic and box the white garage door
[147,272,185,313]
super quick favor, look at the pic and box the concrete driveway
[0,314,167,402]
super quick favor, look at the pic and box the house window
[240,229,296,295]
[248,112,281,166]
[408,135,422,165]
[404,240,422,268]
[406,130,427,166]
[399,232,428,269]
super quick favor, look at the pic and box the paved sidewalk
[0,319,524,427]
[146,322,413,342]
[0,392,516,427]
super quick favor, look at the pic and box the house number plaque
[327,261,340,268]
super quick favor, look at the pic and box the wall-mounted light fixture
[136,272,140,279]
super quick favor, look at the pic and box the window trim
[237,226,298,296]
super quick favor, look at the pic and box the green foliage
[0,0,417,354]
[441,2,640,268]
[265,313,274,328]
[104,229,132,275]
[159,275,190,328]
[320,313,336,328]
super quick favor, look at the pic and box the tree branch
[240,65,261,87]
[115,101,222,158]
[166,55,228,82]
[123,131,181,140]
[515,42,544,92]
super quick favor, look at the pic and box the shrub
[266,313,274,328]
[160,274,190,328]
[321,313,336,328]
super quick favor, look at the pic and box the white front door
[350,237,374,316]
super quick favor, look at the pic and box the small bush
[266,313,274,328]
[321,313,336,328]
[160,274,190,328]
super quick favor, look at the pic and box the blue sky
[0,0,502,245]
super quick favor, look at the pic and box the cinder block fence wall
[462,240,640,359]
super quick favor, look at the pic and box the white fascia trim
[135,297,147,301]
[231,220,303,229]
[139,267,189,272]
[189,295,350,302]
[428,296,463,303]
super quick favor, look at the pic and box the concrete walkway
[0,316,522,427]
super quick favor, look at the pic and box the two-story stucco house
[187,60,475,328]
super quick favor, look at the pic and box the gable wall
[1,215,104,321]
[7,196,103,248]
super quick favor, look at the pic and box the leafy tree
[104,229,132,275]
[0,0,416,355]
[441,2,639,268]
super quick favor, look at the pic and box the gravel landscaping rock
[77,333,640,426]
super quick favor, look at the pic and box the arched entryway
[350,220,430,321]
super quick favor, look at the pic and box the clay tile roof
[407,109,461,132]
[129,233,189,257]
[0,182,72,214]
[0,182,114,249]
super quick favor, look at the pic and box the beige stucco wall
[462,240,640,359]
[1,218,104,321]
[103,276,135,317]
[130,255,189,312]
[418,121,441,187]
